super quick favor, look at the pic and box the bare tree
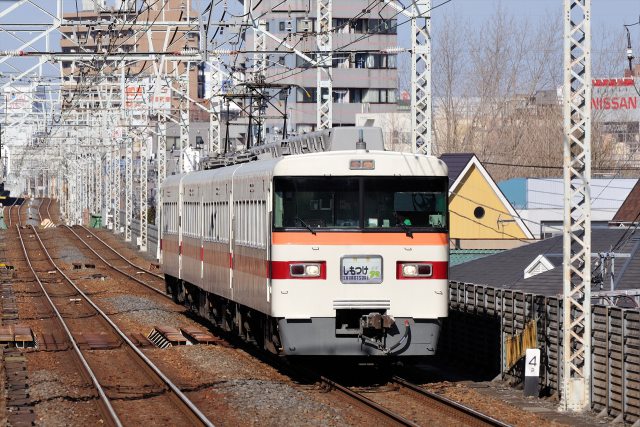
[430,6,627,181]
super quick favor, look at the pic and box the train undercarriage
[165,275,441,358]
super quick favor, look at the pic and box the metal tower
[316,0,332,130]
[562,0,592,411]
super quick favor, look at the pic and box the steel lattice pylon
[156,117,167,260]
[114,143,121,234]
[208,57,222,156]
[125,140,133,242]
[139,129,149,252]
[252,20,268,145]
[562,0,592,411]
[317,0,332,130]
[179,71,190,173]
[411,0,432,155]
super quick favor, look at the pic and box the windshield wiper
[399,222,413,238]
[296,217,316,235]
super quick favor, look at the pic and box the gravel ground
[1,216,618,427]
[0,350,7,426]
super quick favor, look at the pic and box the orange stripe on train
[272,232,448,246]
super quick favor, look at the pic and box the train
[161,127,449,357]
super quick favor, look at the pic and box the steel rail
[29,225,215,427]
[78,224,164,279]
[319,375,419,426]
[36,198,43,223]
[63,225,169,298]
[17,198,24,227]
[43,197,52,223]
[16,225,124,427]
[5,197,18,228]
[392,376,511,427]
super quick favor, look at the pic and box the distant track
[63,225,168,297]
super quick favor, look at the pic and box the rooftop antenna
[624,17,640,72]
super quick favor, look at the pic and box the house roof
[450,249,503,266]
[439,153,474,188]
[611,179,640,224]
[450,228,640,296]
[440,153,535,239]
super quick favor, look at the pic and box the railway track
[37,197,53,223]
[62,225,168,297]
[16,224,214,426]
[5,197,23,227]
[61,226,493,426]
[306,372,510,426]
[389,376,509,427]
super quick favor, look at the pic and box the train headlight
[402,265,418,277]
[305,264,321,277]
[397,262,433,279]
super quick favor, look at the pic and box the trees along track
[17,224,214,427]
[63,225,168,297]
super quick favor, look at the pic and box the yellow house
[440,153,534,247]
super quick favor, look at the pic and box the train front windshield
[273,176,448,231]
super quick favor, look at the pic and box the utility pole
[561,0,592,411]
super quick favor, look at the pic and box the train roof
[271,150,448,177]
[173,150,447,188]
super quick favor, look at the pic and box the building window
[333,90,348,103]
[279,21,285,32]
[297,88,316,103]
[474,207,485,219]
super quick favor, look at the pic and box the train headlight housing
[397,262,433,279]
[289,263,322,278]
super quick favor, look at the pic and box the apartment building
[249,1,400,136]
[59,0,203,112]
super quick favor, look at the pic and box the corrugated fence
[442,281,640,424]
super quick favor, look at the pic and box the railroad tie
[147,326,189,348]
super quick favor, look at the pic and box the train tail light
[397,262,432,279]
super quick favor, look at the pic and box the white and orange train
[161,127,449,357]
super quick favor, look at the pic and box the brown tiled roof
[611,179,640,224]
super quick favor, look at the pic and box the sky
[2,0,640,83]
[432,0,640,29]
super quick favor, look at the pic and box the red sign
[592,78,634,87]
[592,97,638,110]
